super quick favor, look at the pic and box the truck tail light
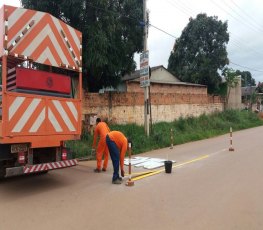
[18,152,25,164]
[62,148,67,161]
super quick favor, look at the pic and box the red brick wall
[83,92,222,107]
[82,81,223,124]
[82,90,224,124]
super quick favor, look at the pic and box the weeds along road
[1,126,263,230]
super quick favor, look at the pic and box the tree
[168,13,229,93]
[21,0,144,91]
[235,70,255,87]
[256,82,263,93]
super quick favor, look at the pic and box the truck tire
[0,161,5,179]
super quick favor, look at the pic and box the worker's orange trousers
[96,138,109,170]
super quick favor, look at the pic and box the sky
[2,0,263,83]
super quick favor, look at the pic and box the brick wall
[83,91,224,125]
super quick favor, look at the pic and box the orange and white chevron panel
[23,159,78,173]
[0,6,4,53]
[7,94,80,136]
[1,5,82,70]
[24,163,48,173]
[46,159,78,170]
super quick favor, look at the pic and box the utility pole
[143,0,150,136]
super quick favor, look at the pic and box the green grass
[66,109,263,158]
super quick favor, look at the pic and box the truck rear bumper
[5,159,78,177]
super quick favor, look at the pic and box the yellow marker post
[126,142,134,186]
[229,127,235,151]
[170,128,174,149]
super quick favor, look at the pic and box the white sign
[140,50,150,87]
[140,76,150,87]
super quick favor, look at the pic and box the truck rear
[0,5,82,178]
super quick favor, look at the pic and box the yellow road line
[124,170,158,179]
[132,155,209,181]
[131,171,156,179]
[125,171,155,176]
[132,168,165,181]
[172,154,209,169]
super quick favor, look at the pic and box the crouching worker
[92,118,110,173]
[106,131,128,184]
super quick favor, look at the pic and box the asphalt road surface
[1,126,263,230]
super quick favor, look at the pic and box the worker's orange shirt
[108,131,128,171]
[92,122,110,148]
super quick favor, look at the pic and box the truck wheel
[0,161,5,179]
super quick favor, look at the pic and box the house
[241,85,260,110]
[121,65,207,95]
[241,86,257,100]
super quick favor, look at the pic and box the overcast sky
[3,0,263,83]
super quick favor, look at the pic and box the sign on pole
[140,50,150,87]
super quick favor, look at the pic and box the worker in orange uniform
[106,131,128,184]
[92,118,110,173]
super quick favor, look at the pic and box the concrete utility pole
[143,0,150,136]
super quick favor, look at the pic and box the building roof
[122,69,140,81]
[122,65,206,87]
[242,86,257,96]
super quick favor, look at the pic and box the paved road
[1,126,263,230]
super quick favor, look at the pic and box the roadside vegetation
[67,109,263,159]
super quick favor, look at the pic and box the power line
[229,61,263,73]
[149,24,263,74]
[157,1,263,55]
[221,0,263,33]
[149,24,177,38]
[229,34,263,57]
[165,0,195,16]
[211,0,263,34]
[229,0,263,32]
[82,2,263,75]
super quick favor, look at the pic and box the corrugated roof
[122,70,140,81]
[242,86,257,96]
[122,65,205,87]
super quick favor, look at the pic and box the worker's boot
[112,179,122,184]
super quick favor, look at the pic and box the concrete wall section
[227,77,242,109]
[152,103,223,123]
